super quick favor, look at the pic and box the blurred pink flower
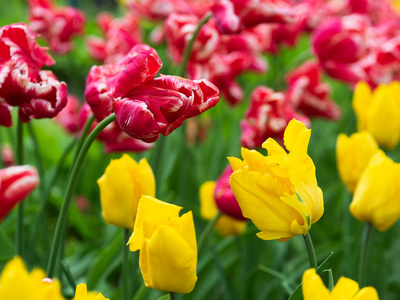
[211,0,297,34]
[0,23,67,126]
[240,86,309,149]
[86,12,143,64]
[1,145,15,167]
[54,94,81,134]
[214,165,245,220]
[286,60,341,120]
[0,165,39,221]
[27,0,85,54]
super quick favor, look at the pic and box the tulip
[200,181,246,237]
[0,23,68,125]
[74,283,109,300]
[0,165,39,221]
[1,144,14,167]
[28,0,85,54]
[352,81,400,149]
[214,165,245,220]
[302,268,379,300]
[97,154,155,229]
[240,86,309,149]
[0,256,65,299]
[127,195,197,294]
[229,119,323,241]
[336,132,379,193]
[350,151,400,231]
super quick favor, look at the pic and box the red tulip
[0,165,39,221]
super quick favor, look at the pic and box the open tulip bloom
[229,118,324,241]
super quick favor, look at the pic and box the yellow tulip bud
[350,151,400,231]
[228,119,323,242]
[336,132,379,193]
[353,81,400,149]
[302,268,379,299]
[97,154,155,229]
[199,181,246,236]
[73,283,109,300]
[0,256,65,300]
[127,196,197,294]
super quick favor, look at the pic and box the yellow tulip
[97,154,155,229]
[73,283,109,300]
[353,81,400,149]
[228,119,323,241]
[336,132,379,193]
[0,256,64,300]
[350,151,400,231]
[199,181,247,236]
[127,195,197,294]
[302,268,379,299]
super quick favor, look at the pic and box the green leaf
[0,228,15,262]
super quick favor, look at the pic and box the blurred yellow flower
[350,151,400,231]
[353,81,400,149]
[0,256,64,300]
[228,119,323,241]
[336,131,379,193]
[199,181,247,236]
[97,154,155,229]
[302,268,379,299]
[127,195,197,294]
[73,283,109,300]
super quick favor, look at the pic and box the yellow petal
[230,168,307,240]
[73,283,109,300]
[353,287,379,300]
[199,181,218,220]
[137,158,156,198]
[214,214,247,236]
[330,276,360,298]
[336,132,379,193]
[262,138,287,156]
[352,81,372,132]
[146,225,197,293]
[227,157,246,172]
[127,196,182,251]
[98,158,136,229]
[283,119,310,154]
[241,147,266,172]
[350,151,400,231]
[302,268,330,300]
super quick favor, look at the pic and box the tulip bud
[97,154,155,229]
[350,151,400,231]
[0,165,39,221]
[353,81,400,149]
[336,132,379,193]
[127,196,198,294]
[199,181,247,237]
[229,119,323,241]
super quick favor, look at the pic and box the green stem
[72,115,95,162]
[197,212,221,255]
[327,269,334,291]
[170,292,176,300]
[15,118,24,256]
[151,135,165,188]
[178,12,212,77]
[123,228,130,300]
[303,233,317,269]
[46,113,116,277]
[358,222,372,287]
[27,123,46,198]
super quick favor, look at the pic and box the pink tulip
[0,23,67,126]
[240,86,309,149]
[28,0,85,54]
[214,165,245,221]
[286,60,341,120]
[0,165,39,221]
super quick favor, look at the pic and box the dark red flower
[214,165,245,221]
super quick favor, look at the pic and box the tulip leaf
[258,265,295,294]
[317,252,334,273]
[287,282,302,300]
[155,294,169,300]
[0,228,15,262]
